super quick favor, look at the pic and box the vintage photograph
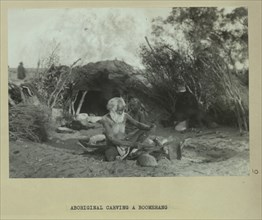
[8,7,249,178]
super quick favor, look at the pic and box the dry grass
[9,104,51,142]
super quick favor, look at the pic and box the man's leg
[104,129,151,162]
[125,129,153,160]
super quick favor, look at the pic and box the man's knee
[105,147,119,161]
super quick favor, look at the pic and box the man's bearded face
[108,98,126,123]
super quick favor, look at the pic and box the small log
[167,144,182,160]
[56,127,75,133]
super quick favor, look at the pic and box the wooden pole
[76,91,87,115]
[71,101,75,116]
[71,91,79,116]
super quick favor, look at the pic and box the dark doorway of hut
[73,90,108,116]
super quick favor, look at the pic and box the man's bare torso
[102,113,127,142]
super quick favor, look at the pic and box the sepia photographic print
[8,7,250,178]
[1,1,261,220]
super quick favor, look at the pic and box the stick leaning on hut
[47,58,82,109]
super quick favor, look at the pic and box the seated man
[126,97,148,134]
[101,97,155,161]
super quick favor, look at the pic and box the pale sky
[8,8,171,68]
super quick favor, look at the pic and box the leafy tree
[140,7,248,132]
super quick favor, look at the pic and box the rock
[75,113,90,127]
[76,113,89,121]
[175,120,187,132]
[75,113,102,124]
[136,154,158,167]
[89,134,106,144]
[88,116,102,123]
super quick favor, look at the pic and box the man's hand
[149,123,156,132]
[150,123,156,128]
[132,142,139,148]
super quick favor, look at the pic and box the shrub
[9,104,51,142]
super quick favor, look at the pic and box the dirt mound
[71,60,139,91]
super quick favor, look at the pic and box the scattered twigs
[144,36,179,113]
[47,69,67,106]
[198,53,248,133]
[48,58,81,109]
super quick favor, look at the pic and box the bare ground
[9,125,249,178]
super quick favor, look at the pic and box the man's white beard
[110,111,125,123]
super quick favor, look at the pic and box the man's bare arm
[126,113,151,130]
[101,119,134,147]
